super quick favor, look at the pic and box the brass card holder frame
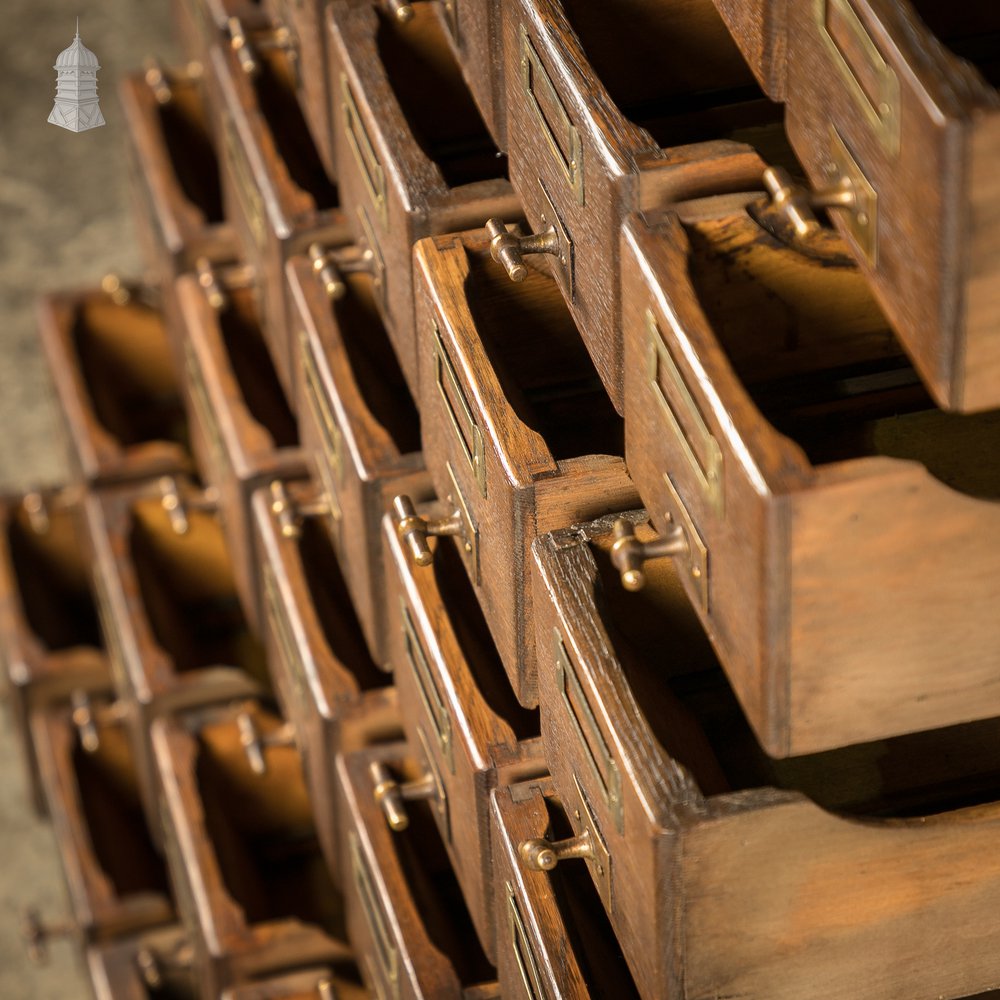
[342,73,388,228]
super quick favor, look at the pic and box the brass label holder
[350,831,399,1000]
[555,630,623,834]
[825,125,878,265]
[342,73,387,227]
[507,881,545,1000]
[434,321,486,497]
[445,460,480,585]
[263,562,306,715]
[662,471,709,613]
[520,25,584,205]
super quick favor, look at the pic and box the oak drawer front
[501,0,771,413]
[250,482,396,882]
[221,965,367,1000]
[531,514,1000,1000]
[491,780,640,1000]
[175,269,307,634]
[326,1,517,398]
[0,491,110,817]
[84,481,269,841]
[37,286,192,488]
[710,0,788,98]
[86,926,195,1000]
[414,230,636,709]
[622,204,1000,757]
[211,41,347,399]
[120,68,236,284]
[337,743,498,1000]
[261,0,337,180]
[288,252,426,663]
[434,0,507,150]
[785,0,1000,411]
[383,512,542,961]
[31,703,174,941]
[170,0,268,68]
[153,704,347,996]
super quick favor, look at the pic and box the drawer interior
[195,710,344,934]
[73,296,188,450]
[907,2,1000,86]
[253,48,339,208]
[7,504,101,651]
[297,517,384,691]
[157,76,224,223]
[684,210,1000,499]
[373,762,495,989]
[334,272,420,455]
[375,4,506,188]
[559,0,785,152]
[219,286,299,449]
[538,796,641,998]
[432,537,539,741]
[74,715,170,900]
[128,498,270,686]
[585,532,1000,819]
[461,249,624,460]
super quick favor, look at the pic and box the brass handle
[20,488,81,535]
[159,477,218,536]
[135,948,162,989]
[763,166,858,239]
[226,17,258,75]
[368,761,436,832]
[21,908,73,965]
[269,480,329,540]
[384,0,415,23]
[195,257,228,311]
[308,243,347,301]
[143,57,173,105]
[519,830,594,871]
[70,690,126,753]
[392,495,463,567]
[486,218,559,283]
[610,517,687,592]
[101,273,131,306]
[236,711,297,776]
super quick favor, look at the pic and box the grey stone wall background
[0,3,176,996]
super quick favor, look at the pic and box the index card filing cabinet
[14,3,1000,999]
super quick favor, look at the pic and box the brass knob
[384,0,415,23]
[519,830,594,871]
[236,712,297,776]
[21,908,73,965]
[135,948,162,989]
[227,17,258,76]
[763,166,858,239]
[101,273,131,306]
[486,218,560,282]
[610,517,687,592]
[308,243,347,300]
[21,492,51,535]
[143,57,172,105]
[69,690,125,753]
[369,760,436,832]
[269,480,329,540]
[392,495,463,567]
[195,256,228,311]
[159,477,218,536]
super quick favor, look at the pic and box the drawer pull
[383,0,415,22]
[486,217,560,283]
[763,127,877,263]
[307,243,348,301]
[143,57,173,105]
[20,908,74,965]
[369,760,437,832]
[20,488,80,537]
[100,272,132,306]
[236,710,297,776]
[392,494,465,567]
[226,16,299,83]
[269,480,330,540]
[519,830,595,870]
[610,517,687,593]
[158,476,218,536]
[195,257,228,311]
[70,690,126,753]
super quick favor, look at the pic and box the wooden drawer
[410,228,638,707]
[175,265,308,632]
[337,742,499,999]
[325,0,520,395]
[211,36,349,398]
[120,64,236,289]
[621,200,1000,756]
[0,489,108,816]
[221,965,368,999]
[83,478,268,838]
[288,247,426,662]
[711,0,787,98]
[498,0,778,412]
[170,0,269,71]
[250,480,401,882]
[30,702,174,942]
[37,284,193,487]
[532,512,1000,1000]
[779,1,1000,412]
[87,925,195,1000]
[491,778,641,1000]
[382,511,543,960]
[433,0,506,150]
[153,700,352,995]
